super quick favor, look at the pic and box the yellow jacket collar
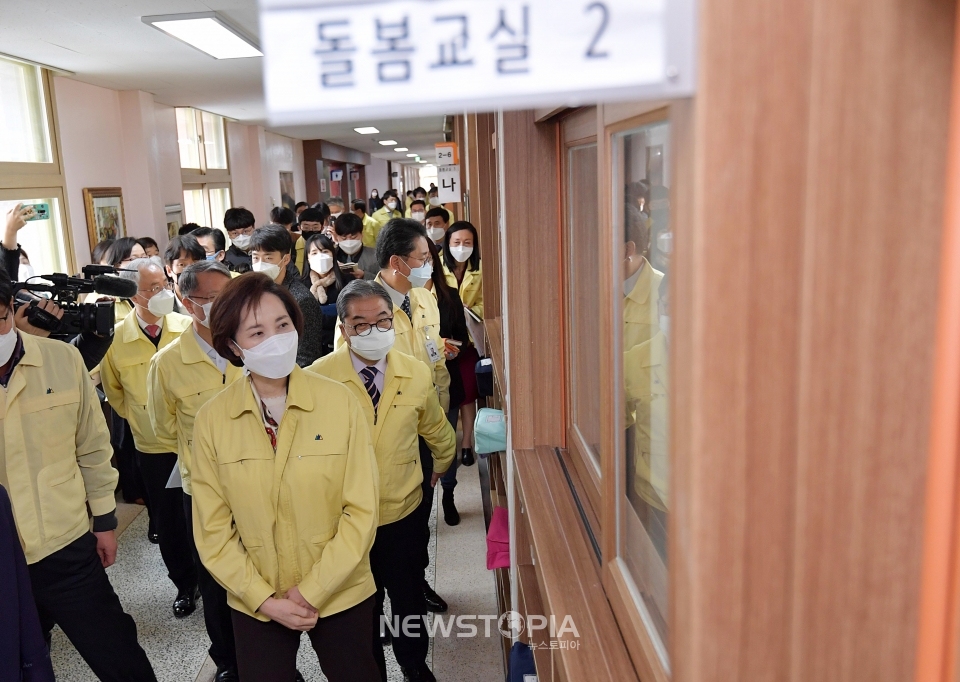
[120,310,191,344]
[323,345,413,386]
[17,332,44,368]
[227,366,314,419]
[626,257,656,306]
[179,325,210,365]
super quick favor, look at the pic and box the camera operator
[0,277,156,680]
[3,204,114,370]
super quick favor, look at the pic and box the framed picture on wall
[165,204,183,240]
[82,187,126,253]
[279,171,296,210]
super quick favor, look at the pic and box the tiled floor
[48,462,502,681]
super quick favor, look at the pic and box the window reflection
[618,120,670,655]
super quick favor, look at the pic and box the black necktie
[401,295,412,320]
[360,366,381,409]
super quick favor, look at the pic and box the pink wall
[228,123,306,223]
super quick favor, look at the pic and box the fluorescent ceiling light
[379,140,398,146]
[394,147,408,152]
[419,160,428,164]
[143,13,262,59]
[355,127,379,134]
[406,153,418,157]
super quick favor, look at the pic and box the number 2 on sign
[585,2,610,59]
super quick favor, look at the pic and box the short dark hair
[334,213,364,238]
[223,207,256,232]
[298,207,327,225]
[410,199,426,210]
[352,199,367,214]
[104,237,140,267]
[211,273,305,368]
[137,237,158,252]
[413,187,426,196]
[191,226,226,253]
[92,239,115,264]
[295,201,308,210]
[0,279,13,307]
[178,260,231,299]
[270,206,295,226]
[443,221,481,272]
[336,280,393,323]
[179,222,202,236]
[163,234,205,266]
[249,224,293,255]
[428,186,439,196]
[375,218,428,268]
[425,207,448,223]
[382,189,398,200]
[327,196,345,210]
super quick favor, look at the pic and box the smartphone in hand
[23,203,50,222]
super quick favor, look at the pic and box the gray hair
[336,280,394,323]
[117,256,164,286]
[178,260,231,298]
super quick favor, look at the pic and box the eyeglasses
[138,282,174,295]
[402,254,430,268]
[346,317,394,337]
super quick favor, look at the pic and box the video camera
[14,264,138,337]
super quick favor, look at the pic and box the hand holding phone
[23,203,50,222]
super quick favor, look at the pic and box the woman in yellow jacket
[441,221,484,465]
[192,273,381,682]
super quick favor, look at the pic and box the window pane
[208,187,231,230]
[0,197,67,276]
[566,142,601,466]
[183,188,206,226]
[0,57,52,163]
[176,108,201,169]
[201,112,227,170]
[618,120,671,661]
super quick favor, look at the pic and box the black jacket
[0,484,55,682]
[224,245,252,273]
[283,264,324,367]
[435,282,469,410]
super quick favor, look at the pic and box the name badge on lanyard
[425,338,442,363]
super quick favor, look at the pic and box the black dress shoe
[214,666,239,682]
[442,490,460,526]
[172,585,200,618]
[461,447,475,466]
[401,663,437,682]
[423,582,448,613]
[148,530,159,544]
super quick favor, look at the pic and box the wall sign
[260,0,696,125]
[436,142,459,165]
[438,165,461,203]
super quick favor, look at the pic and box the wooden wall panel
[464,113,502,318]
[499,109,564,448]
[791,0,953,680]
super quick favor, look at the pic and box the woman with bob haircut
[190,273,381,682]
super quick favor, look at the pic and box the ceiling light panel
[355,127,379,134]
[394,147,408,152]
[379,140,398,145]
[406,153,418,157]
[143,13,262,59]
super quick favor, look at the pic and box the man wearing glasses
[101,257,199,619]
[147,260,242,682]
[310,280,455,682]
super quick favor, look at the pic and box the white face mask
[429,197,441,207]
[236,331,299,379]
[399,259,433,288]
[450,245,474,263]
[427,227,446,242]
[309,253,334,275]
[349,328,396,362]
[659,314,670,338]
[385,200,398,211]
[411,211,426,222]
[189,299,214,328]
[252,260,282,281]
[339,239,362,255]
[147,289,176,316]
[0,326,17,366]
[330,212,342,220]
[232,233,252,251]
[18,264,34,282]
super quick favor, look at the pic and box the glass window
[616,120,671,664]
[0,196,68,276]
[565,142,602,467]
[201,111,227,170]
[0,57,52,164]
[183,188,206,225]
[208,186,231,229]
[176,108,202,170]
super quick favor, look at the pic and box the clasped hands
[260,585,319,631]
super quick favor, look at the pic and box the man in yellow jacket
[310,280,455,682]
[623,209,663,350]
[0,280,156,680]
[371,189,402,227]
[101,256,199,618]
[353,198,383,248]
[147,260,243,680]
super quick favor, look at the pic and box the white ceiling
[0,0,447,162]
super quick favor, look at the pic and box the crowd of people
[0,185,484,682]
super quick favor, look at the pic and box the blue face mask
[206,253,219,261]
